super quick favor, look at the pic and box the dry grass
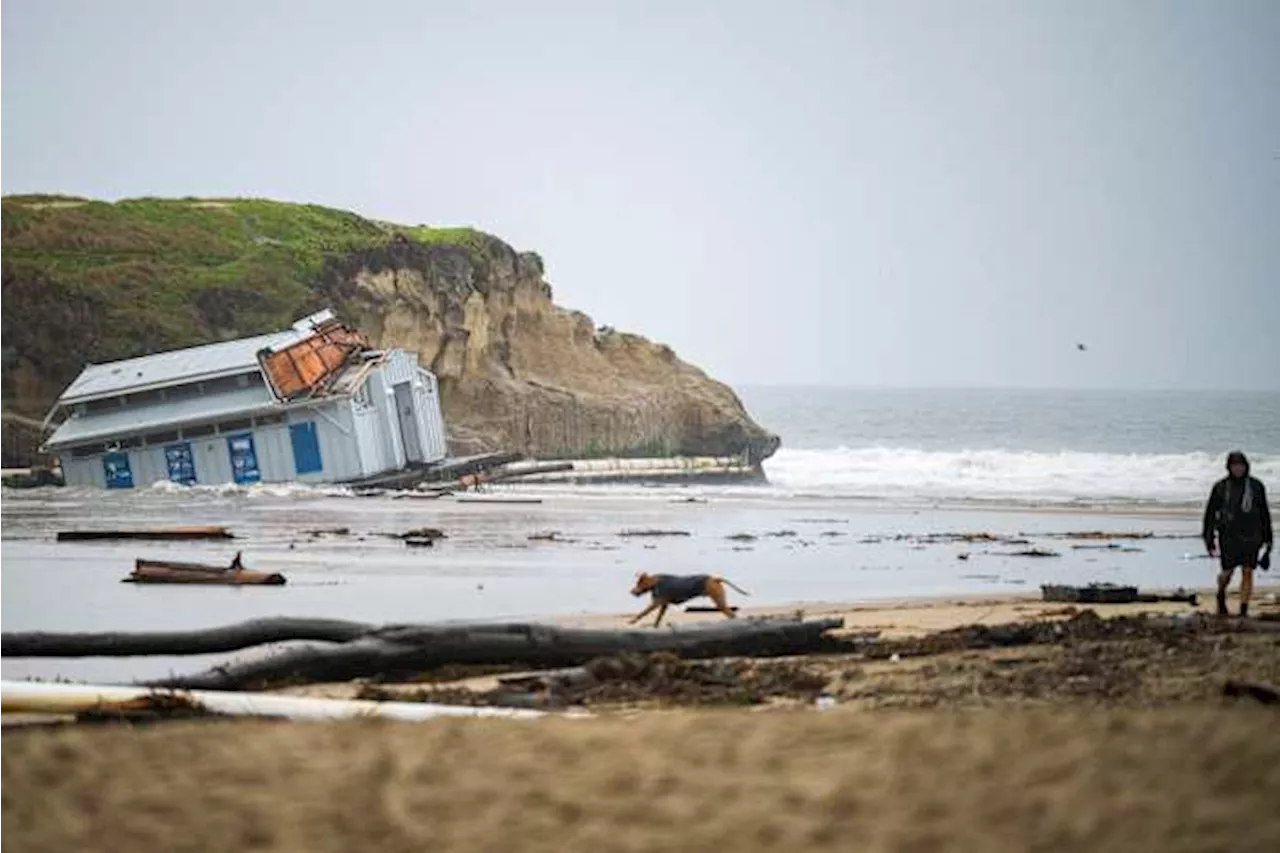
[5,706,1280,853]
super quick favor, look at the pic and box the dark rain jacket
[1203,460,1273,549]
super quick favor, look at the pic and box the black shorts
[1220,538,1263,571]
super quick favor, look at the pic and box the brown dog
[629,572,750,627]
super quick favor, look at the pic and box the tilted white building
[43,311,447,488]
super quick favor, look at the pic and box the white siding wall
[352,400,389,477]
[415,368,448,462]
[287,402,363,482]
[60,456,103,488]
[367,370,406,471]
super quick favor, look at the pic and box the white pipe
[0,681,543,722]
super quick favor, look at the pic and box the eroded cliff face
[319,235,779,463]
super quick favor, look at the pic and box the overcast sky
[3,0,1277,390]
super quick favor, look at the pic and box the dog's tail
[718,576,751,596]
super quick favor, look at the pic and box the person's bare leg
[1216,569,1233,616]
[1240,566,1254,617]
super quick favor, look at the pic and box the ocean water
[741,387,1280,506]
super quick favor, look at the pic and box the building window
[182,424,215,439]
[71,444,106,459]
[143,430,180,446]
[216,418,253,434]
[167,383,201,401]
[254,413,286,427]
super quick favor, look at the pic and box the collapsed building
[42,311,447,488]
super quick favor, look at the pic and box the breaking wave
[762,447,1280,505]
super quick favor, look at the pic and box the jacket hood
[1226,451,1250,477]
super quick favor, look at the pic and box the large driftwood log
[1,617,374,657]
[148,618,845,691]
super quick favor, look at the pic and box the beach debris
[57,526,235,542]
[1003,548,1061,558]
[957,553,970,561]
[1222,680,1279,706]
[305,527,351,537]
[0,680,542,721]
[618,529,692,538]
[396,527,447,541]
[124,554,286,586]
[819,530,847,538]
[672,496,707,504]
[528,531,576,543]
[477,652,833,708]
[0,617,845,691]
[765,530,798,538]
[455,495,544,504]
[861,609,1280,662]
[404,538,436,548]
[726,533,758,542]
[1040,584,1198,606]
[1052,531,1154,541]
[1070,543,1145,552]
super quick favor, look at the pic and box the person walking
[1202,451,1272,617]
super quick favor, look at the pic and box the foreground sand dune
[5,707,1279,853]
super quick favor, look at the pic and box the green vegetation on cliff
[0,195,488,412]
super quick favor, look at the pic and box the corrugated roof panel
[45,385,281,448]
[58,330,307,404]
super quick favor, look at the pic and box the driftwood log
[1,617,374,657]
[2,617,845,691]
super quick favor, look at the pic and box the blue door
[102,452,134,489]
[226,434,261,485]
[164,442,197,485]
[289,421,323,475]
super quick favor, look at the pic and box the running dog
[629,572,750,627]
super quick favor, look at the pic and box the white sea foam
[762,447,1280,505]
[146,479,354,499]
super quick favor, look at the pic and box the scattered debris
[726,533,757,542]
[765,530,798,538]
[404,539,436,548]
[671,497,707,504]
[618,529,692,538]
[1002,548,1061,558]
[819,530,847,538]
[376,652,834,709]
[58,526,235,542]
[1042,584,1198,606]
[1052,531,1154,541]
[455,496,543,505]
[528,531,575,543]
[1071,543,1145,552]
[396,528,446,541]
[125,554,285,586]
[305,527,351,537]
[1223,680,1279,706]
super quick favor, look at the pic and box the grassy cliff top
[1,195,496,409]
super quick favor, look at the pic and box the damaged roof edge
[52,309,344,408]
